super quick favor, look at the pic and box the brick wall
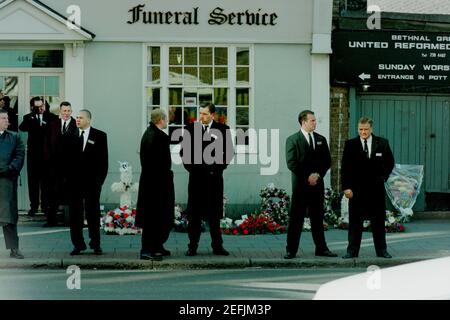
[329,86,350,193]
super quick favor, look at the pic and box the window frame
[143,43,254,154]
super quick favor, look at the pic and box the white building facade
[0,0,333,215]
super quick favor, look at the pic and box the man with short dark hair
[342,117,395,259]
[67,109,108,256]
[136,109,174,261]
[180,103,234,256]
[43,101,77,227]
[284,110,337,259]
[19,96,58,216]
[0,109,25,259]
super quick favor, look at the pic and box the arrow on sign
[359,73,371,80]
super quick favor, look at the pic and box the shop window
[145,45,253,146]
[29,75,62,113]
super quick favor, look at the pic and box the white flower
[388,216,396,224]
[267,183,275,190]
[235,220,244,226]
[105,216,113,223]
[126,216,134,223]
[241,215,248,220]
[303,218,311,231]
[114,208,122,215]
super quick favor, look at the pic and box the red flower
[243,229,249,235]
[232,229,238,235]
[123,213,129,219]
[113,213,121,219]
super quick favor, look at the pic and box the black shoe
[377,251,392,259]
[92,247,103,255]
[10,249,24,259]
[212,247,229,256]
[185,248,197,256]
[42,222,58,228]
[70,249,83,256]
[342,252,358,259]
[284,252,296,259]
[27,209,37,217]
[70,245,87,256]
[140,252,163,261]
[159,247,171,256]
[316,249,338,257]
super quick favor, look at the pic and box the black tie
[62,121,67,133]
[308,133,314,151]
[364,139,369,159]
[203,125,208,134]
[79,130,85,151]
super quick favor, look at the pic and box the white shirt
[360,135,373,158]
[202,120,213,133]
[79,126,90,151]
[300,127,315,149]
[38,114,43,125]
[0,131,4,135]
[61,118,71,132]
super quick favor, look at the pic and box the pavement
[0,213,449,270]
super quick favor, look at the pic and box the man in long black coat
[19,96,58,216]
[284,110,337,259]
[341,117,395,259]
[43,101,77,227]
[180,103,233,256]
[67,109,108,256]
[0,109,25,259]
[136,109,174,261]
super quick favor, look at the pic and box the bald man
[67,109,108,256]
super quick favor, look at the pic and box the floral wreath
[259,183,290,226]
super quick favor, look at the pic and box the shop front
[1,0,333,215]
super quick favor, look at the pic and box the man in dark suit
[19,97,58,216]
[136,109,174,261]
[68,109,108,255]
[341,117,394,259]
[180,103,233,256]
[284,110,337,259]
[43,101,77,227]
[0,109,25,259]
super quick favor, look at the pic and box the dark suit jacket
[180,121,234,218]
[44,117,77,168]
[180,121,234,173]
[19,111,58,158]
[136,122,174,228]
[286,130,331,192]
[68,127,108,190]
[341,134,395,215]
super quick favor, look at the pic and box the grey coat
[0,130,25,225]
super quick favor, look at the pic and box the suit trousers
[347,200,387,255]
[69,186,101,249]
[2,224,19,250]
[27,155,49,211]
[286,185,327,254]
[186,171,224,250]
[141,218,173,254]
